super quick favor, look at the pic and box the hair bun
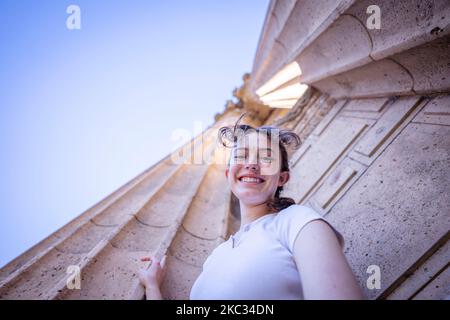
[218,121,302,152]
[279,130,301,150]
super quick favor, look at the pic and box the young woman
[139,119,364,300]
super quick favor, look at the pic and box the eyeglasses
[231,148,277,167]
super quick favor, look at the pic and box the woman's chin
[236,194,269,206]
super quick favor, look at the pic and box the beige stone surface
[392,37,450,94]
[312,158,360,211]
[252,0,355,90]
[354,96,421,157]
[91,160,180,226]
[412,94,450,126]
[347,0,450,60]
[252,0,450,99]
[109,218,167,252]
[182,165,230,240]
[296,14,372,84]
[387,238,449,300]
[285,115,367,203]
[343,97,389,113]
[327,122,450,299]
[312,59,414,98]
[169,228,222,268]
[134,165,208,227]
[251,0,295,80]
[311,98,347,136]
[160,254,202,300]
[58,244,146,299]
[278,0,354,62]
[292,93,336,140]
[0,248,84,299]
[56,222,115,254]
[412,266,450,300]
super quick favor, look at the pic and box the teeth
[240,177,263,183]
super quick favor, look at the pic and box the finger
[149,254,157,264]
[160,255,167,269]
[148,254,161,269]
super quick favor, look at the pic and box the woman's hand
[139,254,167,300]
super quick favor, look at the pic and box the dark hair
[218,114,301,212]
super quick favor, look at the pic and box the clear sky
[0,0,269,268]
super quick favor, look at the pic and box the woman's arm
[293,220,364,299]
[139,255,167,300]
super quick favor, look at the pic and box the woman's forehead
[235,131,276,147]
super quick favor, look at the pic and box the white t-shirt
[189,204,345,300]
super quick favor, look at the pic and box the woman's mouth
[238,175,265,184]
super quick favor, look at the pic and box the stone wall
[255,0,450,299]
[0,0,448,299]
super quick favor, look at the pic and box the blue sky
[0,0,269,268]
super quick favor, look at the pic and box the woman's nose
[246,152,259,167]
[244,163,259,171]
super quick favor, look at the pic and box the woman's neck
[239,201,273,229]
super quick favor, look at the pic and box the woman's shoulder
[272,204,345,251]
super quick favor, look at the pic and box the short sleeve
[274,205,345,253]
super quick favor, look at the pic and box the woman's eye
[261,156,273,162]
[234,155,245,159]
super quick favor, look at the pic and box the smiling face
[225,130,290,207]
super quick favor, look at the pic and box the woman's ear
[278,171,290,186]
[225,167,229,179]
